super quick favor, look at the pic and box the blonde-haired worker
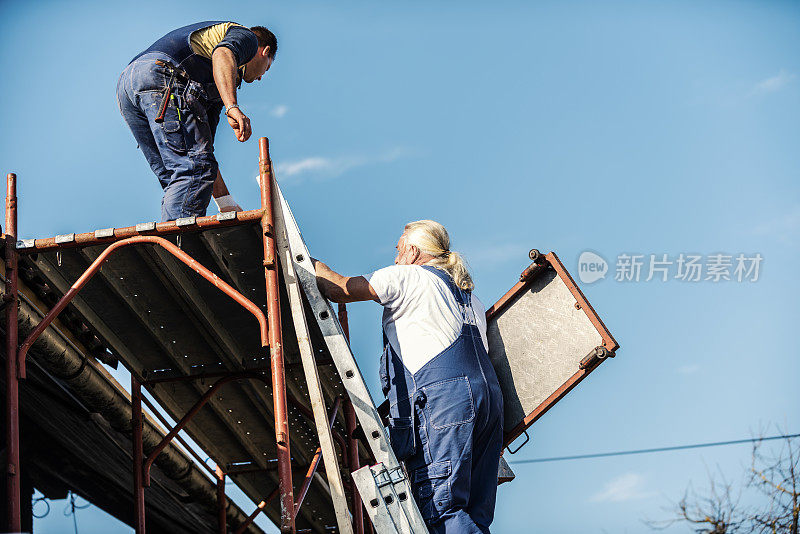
[314,220,503,534]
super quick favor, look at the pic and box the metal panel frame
[486,250,620,449]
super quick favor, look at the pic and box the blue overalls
[380,266,504,533]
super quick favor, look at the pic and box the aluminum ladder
[274,182,429,534]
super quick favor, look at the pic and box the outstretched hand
[226,107,252,142]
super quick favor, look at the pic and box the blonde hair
[403,220,474,291]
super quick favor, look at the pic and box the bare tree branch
[650,428,799,534]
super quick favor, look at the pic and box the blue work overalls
[380,266,504,533]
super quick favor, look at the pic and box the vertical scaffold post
[4,172,21,533]
[337,303,366,534]
[131,376,146,533]
[259,137,295,533]
[216,466,228,534]
[344,401,366,534]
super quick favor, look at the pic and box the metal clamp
[387,466,406,484]
[579,346,613,369]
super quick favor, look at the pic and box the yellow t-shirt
[189,22,244,59]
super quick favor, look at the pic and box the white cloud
[590,472,655,503]
[749,70,795,97]
[270,105,289,118]
[280,157,331,176]
[272,147,414,184]
[677,364,700,375]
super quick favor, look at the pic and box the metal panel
[486,251,619,448]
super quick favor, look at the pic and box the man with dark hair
[117,22,278,221]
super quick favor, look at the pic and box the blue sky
[1,1,798,532]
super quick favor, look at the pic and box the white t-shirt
[366,265,489,375]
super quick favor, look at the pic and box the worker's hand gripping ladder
[273,182,429,534]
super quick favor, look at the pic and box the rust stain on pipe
[259,137,295,533]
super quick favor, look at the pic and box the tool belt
[153,60,190,123]
[154,59,190,80]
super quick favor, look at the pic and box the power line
[507,433,800,465]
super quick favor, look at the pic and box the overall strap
[420,265,464,303]
[420,266,478,327]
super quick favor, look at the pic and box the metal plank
[272,181,354,534]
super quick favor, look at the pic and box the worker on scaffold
[314,220,504,534]
[117,21,277,222]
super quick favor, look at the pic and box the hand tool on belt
[153,59,188,123]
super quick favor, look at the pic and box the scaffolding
[2,138,373,534]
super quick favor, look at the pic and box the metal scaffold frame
[1,138,372,534]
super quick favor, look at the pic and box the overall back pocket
[421,376,475,430]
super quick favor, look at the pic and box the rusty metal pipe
[216,467,228,534]
[139,394,216,476]
[344,399,364,534]
[337,302,349,343]
[143,373,244,486]
[293,397,341,518]
[338,304,365,534]
[259,137,294,533]
[4,172,21,533]
[293,450,321,519]
[131,376,146,533]
[234,491,277,534]
[145,370,349,469]
[16,235,269,376]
